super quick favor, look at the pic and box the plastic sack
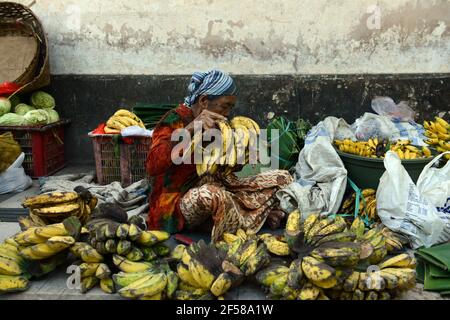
[351,112,426,146]
[0,152,33,194]
[0,132,21,173]
[376,151,450,249]
[371,96,415,122]
[277,117,348,218]
[121,125,152,137]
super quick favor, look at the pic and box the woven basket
[0,2,50,94]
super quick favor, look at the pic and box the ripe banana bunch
[423,117,450,160]
[0,239,29,279]
[221,230,272,276]
[196,116,260,177]
[389,140,433,160]
[105,109,145,134]
[72,261,116,294]
[22,189,97,224]
[112,262,178,300]
[335,138,433,160]
[172,240,243,300]
[341,188,379,221]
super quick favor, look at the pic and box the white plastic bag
[377,151,450,249]
[371,96,415,122]
[417,152,450,213]
[351,112,426,146]
[121,126,153,137]
[0,153,33,194]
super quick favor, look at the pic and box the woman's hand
[185,110,227,135]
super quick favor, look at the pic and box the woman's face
[195,95,236,118]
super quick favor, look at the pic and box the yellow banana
[100,277,116,294]
[177,263,202,288]
[255,265,290,287]
[301,256,336,282]
[19,236,75,260]
[0,256,23,276]
[261,236,290,256]
[22,192,79,208]
[188,259,216,290]
[298,282,320,300]
[119,273,167,299]
[378,253,416,269]
[435,117,450,129]
[230,116,260,134]
[0,275,29,293]
[210,272,233,297]
[112,254,152,273]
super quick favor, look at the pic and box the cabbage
[0,113,25,126]
[24,109,49,125]
[43,109,60,123]
[14,103,35,116]
[0,97,11,116]
[30,91,55,109]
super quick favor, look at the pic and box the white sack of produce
[0,153,32,194]
[377,151,450,249]
[277,117,349,218]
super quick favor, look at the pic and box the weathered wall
[15,0,450,75]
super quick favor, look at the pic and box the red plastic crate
[89,133,152,187]
[0,120,70,178]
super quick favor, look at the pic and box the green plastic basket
[336,147,436,189]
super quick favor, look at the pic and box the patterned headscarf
[184,69,237,107]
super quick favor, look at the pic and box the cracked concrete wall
[15,0,450,74]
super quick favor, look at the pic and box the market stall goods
[21,190,97,225]
[0,217,82,294]
[340,189,378,221]
[334,138,433,160]
[0,91,61,126]
[104,109,145,134]
[254,213,417,300]
[194,116,261,177]
[423,117,450,160]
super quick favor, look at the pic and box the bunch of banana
[172,240,244,300]
[84,219,170,260]
[335,138,381,158]
[112,261,178,300]
[221,230,272,276]
[423,117,450,160]
[104,109,145,134]
[22,189,97,224]
[335,138,433,160]
[340,188,379,221]
[195,116,260,177]
[353,219,406,256]
[328,252,416,300]
[1,230,76,295]
[389,140,433,160]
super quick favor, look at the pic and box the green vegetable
[24,109,49,125]
[0,97,12,116]
[43,109,60,123]
[0,113,25,126]
[267,117,312,170]
[30,91,55,109]
[14,103,35,116]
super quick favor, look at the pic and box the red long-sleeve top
[146,104,198,233]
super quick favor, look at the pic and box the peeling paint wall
[15,0,450,74]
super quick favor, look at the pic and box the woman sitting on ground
[146,69,292,242]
